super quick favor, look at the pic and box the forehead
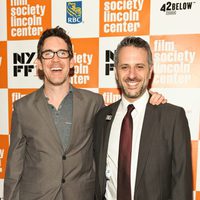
[43,36,67,50]
[118,46,148,62]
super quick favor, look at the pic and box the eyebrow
[42,49,67,52]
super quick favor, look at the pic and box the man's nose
[52,53,60,61]
[128,67,136,78]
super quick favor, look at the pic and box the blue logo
[66,1,82,24]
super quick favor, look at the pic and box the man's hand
[149,90,167,105]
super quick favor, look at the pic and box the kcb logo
[66,1,82,24]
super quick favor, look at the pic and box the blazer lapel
[34,86,63,151]
[102,101,120,153]
[134,103,158,193]
[64,87,81,153]
[99,100,121,191]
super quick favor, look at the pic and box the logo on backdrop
[150,35,200,88]
[11,92,26,104]
[160,1,194,15]
[66,1,82,24]
[0,149,4,173]
[0,135,9,179]
[70,38,98,88]
[8,89,36,130]
[105,50,115,75]
[100,0,150,36]
[99,88,121,105]
[71,51,92,85]
[8,0,51,40]
[0,41,7,88]
[13,52,36,77]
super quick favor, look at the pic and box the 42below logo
[160,1,195,15]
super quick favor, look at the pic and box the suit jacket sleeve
[171,107,193,200]
[4,103,26,200]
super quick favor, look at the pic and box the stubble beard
[45,75,68,86]
[120,80,147,100]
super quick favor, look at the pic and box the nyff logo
[105,50,115,75]
[160,1,194,15]
[13,52,35,77]
[66,1,82,24]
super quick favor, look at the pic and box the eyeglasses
[41,49,70,59]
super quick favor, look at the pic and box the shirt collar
[44,84,73,101]
[121,90,149,112]
[69,84,73,93]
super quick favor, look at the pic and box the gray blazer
[94,100,193,200]
[4,85,104,200]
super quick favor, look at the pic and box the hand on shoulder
[149,90,167,105]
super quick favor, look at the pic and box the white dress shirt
[105,90,149,200]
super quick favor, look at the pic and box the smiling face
[115,46,153,102]
[37,36,74,87]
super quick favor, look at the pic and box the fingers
[149,91,167,105]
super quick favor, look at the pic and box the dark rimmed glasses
[41,49,70,59]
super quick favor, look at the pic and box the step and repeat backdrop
[0,0,200,199]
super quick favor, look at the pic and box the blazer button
[62,178,65,183]
[62,155,66,160]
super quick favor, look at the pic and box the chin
[48,79,66,86]
[125,89,142,99]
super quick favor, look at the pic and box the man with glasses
[4,27,166,200]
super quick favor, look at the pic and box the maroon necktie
[117,104,135,200]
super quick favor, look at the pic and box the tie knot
[127,104,134,113]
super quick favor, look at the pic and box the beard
[44,75,68,86]
[118,78,148,100]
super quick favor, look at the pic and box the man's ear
[69,58,75,77]
[114,67,118,81]
[69,58,75,69]
[34,58,44,80]
[34,59,43,70]
[149,65,153,79]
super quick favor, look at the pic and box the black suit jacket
[93,100,192,200]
